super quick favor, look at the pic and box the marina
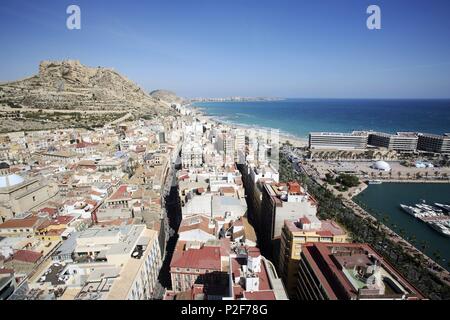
[399,202,450,237]
[355,183,450,271]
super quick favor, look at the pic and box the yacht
[429,222,450,238]
[400,204,420,217]
[435,203,450,212]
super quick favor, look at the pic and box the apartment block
[295,243,424,300]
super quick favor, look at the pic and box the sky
[1,0,450,98]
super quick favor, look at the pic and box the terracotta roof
[0,268,14,274]
[38,207,58,216]
[170,246,222,270]
[75,142,95,149]
[0,216,40,229]
[219,187,235,194]
[299,216,311,224]
[179,215,214,235]
[108,185,131,201]
[10,250,42,263]
[243,291,276,300]
[37,216,74,230]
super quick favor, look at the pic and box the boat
[428,222,450,238]
[368,180,382,185]
[400,204,420,217]
[435,203,450,212]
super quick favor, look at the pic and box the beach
[192,106,309,148]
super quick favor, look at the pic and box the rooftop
[301,243,424,300]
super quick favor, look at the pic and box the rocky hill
[0,60,178,115]
[150,89,183,104]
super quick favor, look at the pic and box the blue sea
[193,99,450,138]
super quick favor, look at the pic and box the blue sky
[1,0,450,98]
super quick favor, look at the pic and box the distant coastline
[192,99,450,138]
[189,96,285,103]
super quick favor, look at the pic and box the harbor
[400,202,450,237]
[355,183,450,271]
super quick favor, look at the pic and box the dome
[0,174,25,189]
[372,161,391,172]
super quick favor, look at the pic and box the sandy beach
[192,107,308,148]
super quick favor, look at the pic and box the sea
[193,98,450,138]
[194,98,450,270]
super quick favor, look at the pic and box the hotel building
[279,217,348,298]
[295,243,424,300]
[417,133,450,154]
[368,132,418,152]
[309,132,369,150]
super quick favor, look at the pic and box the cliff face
[0,60,177,115]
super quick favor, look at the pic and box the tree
[336,174,359,188]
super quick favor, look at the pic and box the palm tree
[434,171,440,180]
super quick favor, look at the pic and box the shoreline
[190,105,309,148]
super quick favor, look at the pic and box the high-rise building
[260,182,317,260]
[279,217,348,298]
[417,133,450,154]
[295,243,424,300]
[368,132,418,152]
[309,132,369,150]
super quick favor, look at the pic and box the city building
[417,133,450,154]
[0,173,58,221]
[279,217,348,297]
[168,239,288,300]
[181,142,203,168]
[0,269,17,300]
[295,243,424,300]
[60,225,162,300]
[3,250,43,276]
[309,132,369,150]
[260,182,318,259]
[368,132,418,152]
